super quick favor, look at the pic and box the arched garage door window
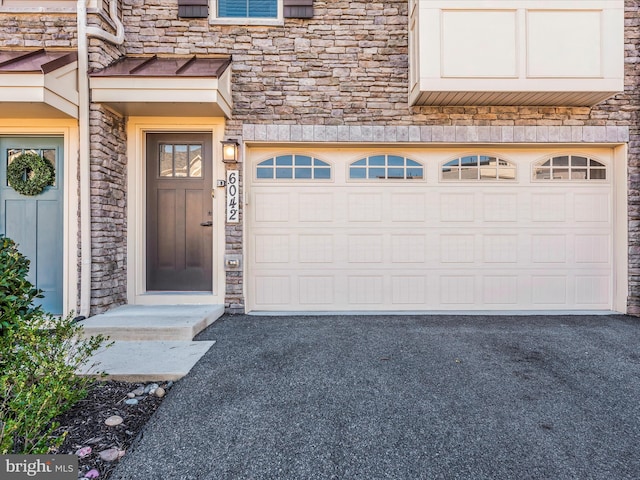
[533,155,606,180]
[256,154,331,180]
[441,155,516,181]
[349,155,424,180]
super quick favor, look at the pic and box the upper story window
[442,155,515,181]
[256,155,331,180]
[211,0,283,24]
[349,155,424,180]
[533,155,606,181]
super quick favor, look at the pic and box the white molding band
[242,124,629,144]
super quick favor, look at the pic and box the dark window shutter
[284,0,313,19]
[178,0,208,18]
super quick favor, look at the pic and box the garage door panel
[574,235,610,263]
[348,193,382,222]
[299,276,334,305]
[254,234,289,263]
[299,193,333,222]
[348,276,384,305]
[440,276,475,304]
[574,193,610,223]
[440,234,475,263]
[254,192,290,222]
[392,276,427,304]
[532,276,568,305]
[483,235,519,263]
[391,193,426,222]
[532,235,567,263]
[391,235,427,263]
[483,193,519,222]
[532,193,567,222]
[440,193,476,222]
[483,276,519,305]
[299,235,333,263]
[248,149,615,312]
[348,235,384,263]
[575,275,611,305]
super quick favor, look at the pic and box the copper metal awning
[0,49,79,118]
[90,55,233,117]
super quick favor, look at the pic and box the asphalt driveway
[111,314,640,480]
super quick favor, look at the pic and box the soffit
[0,49,79,118]
[89,55,233,118]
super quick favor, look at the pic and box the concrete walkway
[78,304,224,381]
[112,314,640,480]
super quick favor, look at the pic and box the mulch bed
[53,380,169,479]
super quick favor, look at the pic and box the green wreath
[7,152,55,196]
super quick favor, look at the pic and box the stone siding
[2,1,638,314]
[87,14,128,315]
[88,105,127,313]
[0,11,128,315]
[121,0,639,313]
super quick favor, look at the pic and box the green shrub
[0,235,42,332]
[0,236,107,454]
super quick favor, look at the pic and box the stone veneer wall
[0,10,128,315]
[121,0,639,313]
[86,13,128,314]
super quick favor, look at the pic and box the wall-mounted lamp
[221,139,239,163]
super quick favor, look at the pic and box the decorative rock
[76,446,92,458]
[126,392,136,398]
[84,469,99,478]
[154,387,165,398]
[104,415,123,427]
[144,383,159,395]
[98,448,123,462]
[124,398,138,405]
[132,387,145,396]
[166,381,174,388]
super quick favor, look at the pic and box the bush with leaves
[0,236,107,454]
[0,236,42,331]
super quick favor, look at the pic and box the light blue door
[0,137,64,314]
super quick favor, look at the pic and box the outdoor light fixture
[221,139,239,163]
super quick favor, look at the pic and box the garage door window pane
[349,155,424,180]
[442,155,515,181]
[295,167,312,179]
[533,155,606,181]
[257,167,274,179]
[256,155,332,180]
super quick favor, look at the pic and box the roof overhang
[90,56,233,118]
[0,49,79,118]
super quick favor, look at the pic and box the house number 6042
[226,170,239,223]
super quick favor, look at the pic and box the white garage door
[247,147,617,312]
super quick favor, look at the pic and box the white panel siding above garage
[246,147,619,313]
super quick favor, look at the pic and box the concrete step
[79,304,224,341]
[78,340,216,382]
[76,304,224,381]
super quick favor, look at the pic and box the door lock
[200,221,213,227]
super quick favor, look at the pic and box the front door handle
[200,221,213,227]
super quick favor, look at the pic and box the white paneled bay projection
[247,147,622,312]
[408,0,624,106]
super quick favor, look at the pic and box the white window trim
[209,0,284,26]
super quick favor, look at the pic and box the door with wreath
[0,137,64,314]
